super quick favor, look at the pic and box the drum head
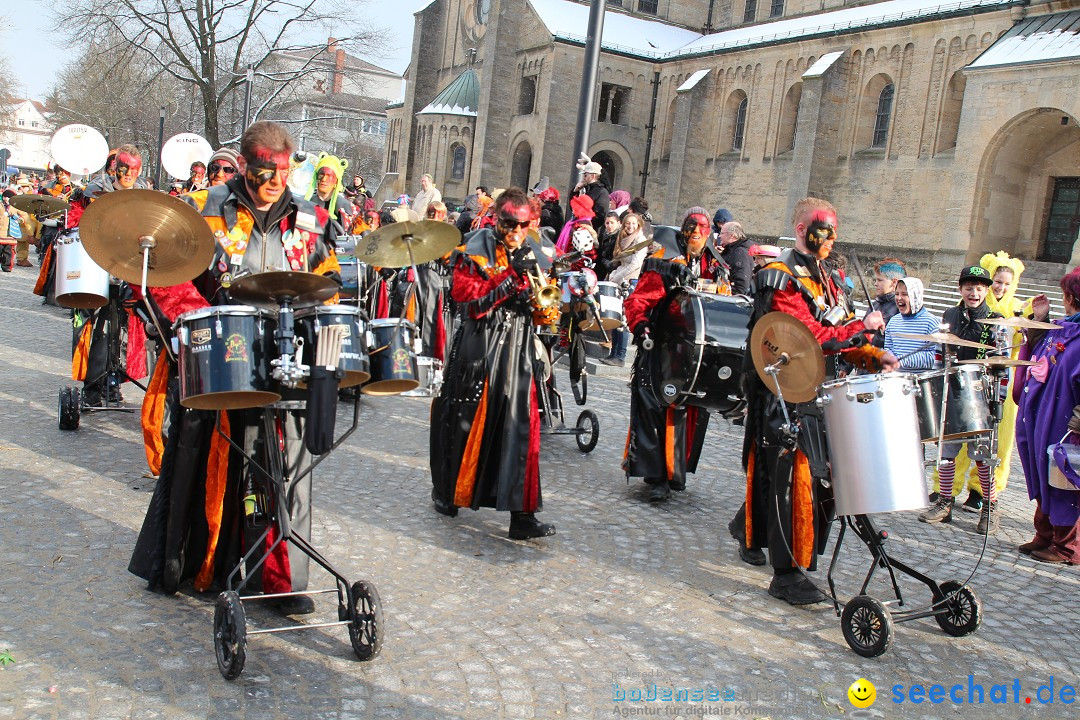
[180,390,281,411]
[56,292,109,310]
[361,379,420,396]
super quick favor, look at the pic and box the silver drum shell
[818,372,928,516]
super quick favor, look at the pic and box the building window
[31,120,39,128]
[597,82,631,125]
[770,0,784,17]
[733,96,748,151]
[18,119,24,126]
[451,145,467,180]
[389,150,398,173]
[638,0,658,14]
[361,119,388,135]
[743,0,756,23]
[872,84,894,148]
[609,0,623,6]
[518,76,537,115]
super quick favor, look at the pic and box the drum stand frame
[536,332,599,453]
[71,299,149,417]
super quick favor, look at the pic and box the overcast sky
[1,0,430,100]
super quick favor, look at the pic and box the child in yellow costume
[933,251,1032,514]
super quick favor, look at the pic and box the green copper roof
[418,68,479,117]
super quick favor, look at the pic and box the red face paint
[244,148,291,206]
[116,152,142,177]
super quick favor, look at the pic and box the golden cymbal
[228,270,338,306]
[959,356,1037,368]
[78,189,215,286]
[353,220,462,268]
[750,312,825,403]
[976,316,1058,331]
[894,331,994,350]
[9,193,69,216]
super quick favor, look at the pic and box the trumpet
[528,265,561,308]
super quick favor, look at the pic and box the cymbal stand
[137,235,176,364]
[764,353,799,441]
[271,295,308,388]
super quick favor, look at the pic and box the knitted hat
[683,206,709,222]
[209,147,240,168]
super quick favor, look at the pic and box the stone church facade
[383,0,1080,274]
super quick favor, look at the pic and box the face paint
[497,204,531,250]
[115,152,142,188]
[683,213,710,256]
[803,210,837,257]
[244,149,291,206]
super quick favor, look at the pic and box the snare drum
[819,373,928,515]
[402,356,444,397]
[55,230,110,309]
[914,365,993,443]
[177,306,280,410]
[578,281,624,331]
[558,270,597,308]
[294,305,370,387]
[653,289,751,413]
[363,318,419,395]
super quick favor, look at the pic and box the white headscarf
[898,277,925,315]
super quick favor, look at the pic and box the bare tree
[50,0,385,147]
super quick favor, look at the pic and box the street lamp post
[155,107,166,189]
[567,0,607,209]
[242,64,254,128]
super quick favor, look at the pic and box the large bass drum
[652,289,751,413]
[55,229,110,309]
[818,373,928,515]
[176,306,280,410]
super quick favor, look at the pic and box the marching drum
[294,305,370,387]
[818,373,928,515]
[578,280,624,331]
[55,230,111,309]
[363,318,419,395]
[557,269,597,308]
[177,306,280,410]
[402,357,444,397]
[653,289,752,413]
[914,366,993,443]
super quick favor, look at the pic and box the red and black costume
[429,224,553,537]
[622,232,728,495]
[129,176,339,598]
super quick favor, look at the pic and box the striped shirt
[884,308,940,371]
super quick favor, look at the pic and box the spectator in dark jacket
[574,159,609,234]
[456,194,479,234]
[537,187,564,233]
[718,221,754,295]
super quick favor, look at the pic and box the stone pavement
[1,265,1078,720]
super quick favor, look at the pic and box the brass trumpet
[528,265,561,308]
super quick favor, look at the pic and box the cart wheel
[841,595,893,658]
[347,580,383,661]
[571,371,588,406]
[934,581,982,637]
[213,591,247,680]
[575,410,599,453]
[58,387,80,431]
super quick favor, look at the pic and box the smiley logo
[848,678,876,708]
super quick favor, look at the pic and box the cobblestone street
[2,267,1079,719]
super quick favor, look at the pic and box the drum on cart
[363,318,419,395]
[177,306,280,410]
[294,305,370,387]
[652,289,751,413]
[578,280,624,331]
[914,365,993,443]
[55,229,111,309]
[818,373,928,515]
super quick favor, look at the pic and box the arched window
[517,76,536,115]
[778,83,801,153]
[451,144,467,180]
[733,96,749,151]
[872,84,894,148]
[510,141,532,189]
[936,72,966,153]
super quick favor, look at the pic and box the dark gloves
[1069,406,1080,435]
[510,246,538,276]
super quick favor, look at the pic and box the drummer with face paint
[622,206,732,503]
[736,197,898,605]
[129,122,341,616]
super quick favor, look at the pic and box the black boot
[508,512,556,540]
[432,489,458,517]
[768,570,826,605]
[727,512,766,566]
[646,481,671,503]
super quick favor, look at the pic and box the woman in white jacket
[604,213,649,365]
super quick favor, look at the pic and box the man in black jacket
[718,221,754,295]
[574,160,609,234]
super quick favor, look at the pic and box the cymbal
[976,316,1058,331]
[228,271,338,306]
[749,312,825,403]
[9,193,69,216]
[78,189,215,286]
[353,220,462,268]
[894,331,994,350]
[959,356,1037,368]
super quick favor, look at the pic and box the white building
[1,99,53,173]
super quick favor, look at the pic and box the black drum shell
[363,319,419,395]
[653,290,751,413]
[294,305,370,387]
[178,307,279,410]
[914,366,993,442]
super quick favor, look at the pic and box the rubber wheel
[58,387,80,431]
[934,581,982,637]
[571,371,588,406]
[575,410,599,453]
[213,591,247,680]
[841,595,893,658]
[347,580,383,661]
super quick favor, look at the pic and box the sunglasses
[498,218,530,230]
[247,166,288,185]
[208,162,236,176]
[316,169,336,179]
